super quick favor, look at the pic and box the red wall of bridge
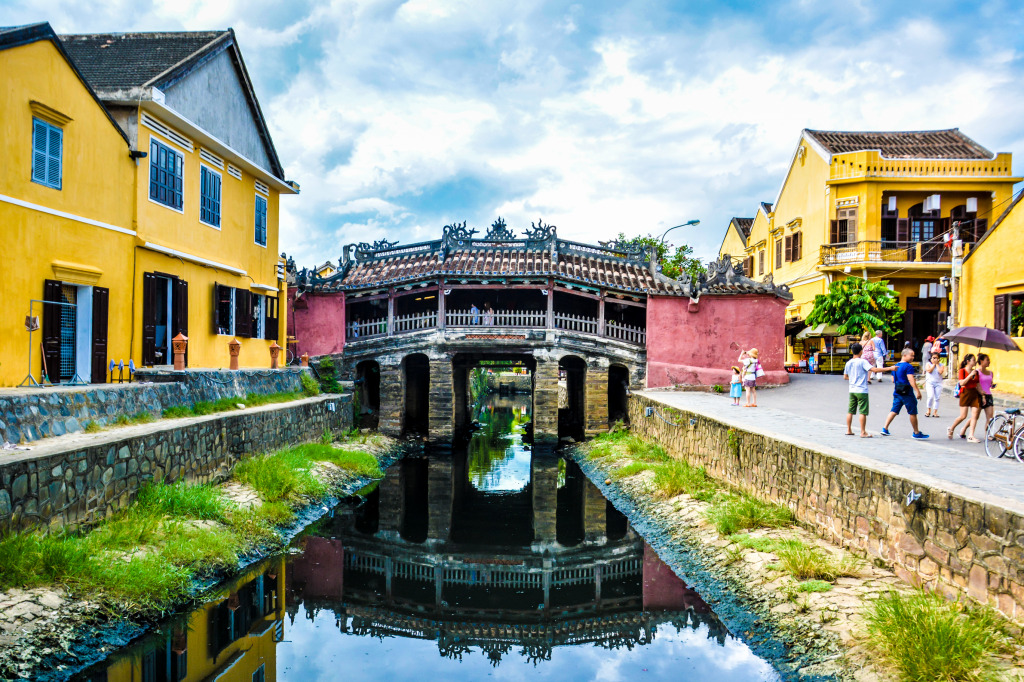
[645,293,789,388]
[288,288,345,359]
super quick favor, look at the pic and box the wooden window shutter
[32,120,48,184]
[939,217,950,242]
[974,218,987,241]
[758,251,764,275]
[265,295,279,342]
[995,295,1009,334]
[896,218,910,242]
[142,273,157,366]
[775,239,782,269]
[212,283,222,334]
[830,220,839,244]
[173,279,189,367]
[234,288,252,338]
[784,235,792,262]
[41,279,62,383]
[91,287,109,384]
[795,232,802,260]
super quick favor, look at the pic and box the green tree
[805,277,904,335]
[611,233,705,281]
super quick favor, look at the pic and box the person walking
[923,350,945,418]
[964,353,996,441]
[949,354,981,442]
[739,349,760,407]
[880,348,929,439]
[859,331,876,383]
[871,331,888,380]
[921,335,934,363]
[482,303,494,326]
[470,303,480,325]
[843,342,890,437]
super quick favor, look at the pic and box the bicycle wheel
[985,415,1009,458]
[1013,426,1024,464]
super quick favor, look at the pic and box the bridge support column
[533,357,560,442]
[585,359,610,437]
[428,455,453,542]
[428,356,454,443]
[378,360,403,437]
[453,363,469,434]
[377,467,403,535]
[531,450,558,545]
[583,478,607,543]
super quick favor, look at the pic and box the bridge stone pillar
[378,359,404,437]
[531,450,558,546]
[377,466,403,536]
[453,363,468,435]
[583,478,607,543]
[428,455,453,542]
[533,355,560,443]
[428,356,454,443]
[585,358,610,436]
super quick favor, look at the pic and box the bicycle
[985,408,1024,462]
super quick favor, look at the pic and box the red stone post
[172,333,188,370]
[228,338,241,370]
[269,341,282,369]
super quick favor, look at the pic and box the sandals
[947,427,954,440]
[966,437,981,443]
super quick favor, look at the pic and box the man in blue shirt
[880,348,929,439]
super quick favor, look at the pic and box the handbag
[755,362,765,379]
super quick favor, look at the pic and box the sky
[5,0,1024,267]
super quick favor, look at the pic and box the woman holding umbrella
[943,325,1022,441]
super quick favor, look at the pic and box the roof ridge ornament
[695,254,792,300]
[356,238,398,253]
[485,217,516,240]
[524,219,556,241]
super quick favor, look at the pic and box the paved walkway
[642,374,1024,514]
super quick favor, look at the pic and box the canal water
[71,393,780,681]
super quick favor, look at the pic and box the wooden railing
[346,309,645,345]
[393,310,437,334]
[605,320,646,345]
[347,317,387,340]
[554,312,598,335]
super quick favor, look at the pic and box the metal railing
[819,240,973,267]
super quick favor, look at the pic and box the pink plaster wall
[641,544,711,613]
[646,294,789,388]
[288,288,345,358]
[286,536,344,600]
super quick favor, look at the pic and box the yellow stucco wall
[718,221,748,260]
[962,198,1024,397]
[0,39,137,385]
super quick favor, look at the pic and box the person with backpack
[880,348,929,439]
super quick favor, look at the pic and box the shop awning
[796,323,842,339]
[785,319,807,336]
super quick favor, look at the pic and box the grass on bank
[162,391,307,420]
[865,590,1013,682]
[585,431,793,535]
[730,533,862,582]
[0,440,382,615]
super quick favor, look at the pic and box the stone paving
[643,375,1024,514]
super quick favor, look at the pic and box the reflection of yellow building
[102,559,285,682]
[0,22,298,386]
[720,129,1020,363]
[961,191,1024,397]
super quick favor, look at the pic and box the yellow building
[961,191,1024,396]
[100,560,285,682]
[0,24,138,386]
[0,23,299,386]
[718,216,752,270]
[720,129,1020,364]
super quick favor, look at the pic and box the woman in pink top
[859,331,875,383]
[967,353,995,441]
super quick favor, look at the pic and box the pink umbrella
[944,326,1022,352]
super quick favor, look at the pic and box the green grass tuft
[135,481,230,521]
[865,591,1011,682]
[775,542,861,581]
[797,580,833,593]
[300,373,320,396]
[611,462,651,479]
[161,406,193,419]
[114,412,154,427]
[705,494,794,535]
[83,420,102,433]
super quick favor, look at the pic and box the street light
[658,219,701,247]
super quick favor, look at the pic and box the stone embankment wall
[484,373,531,393]
[0,368,310,444]
[628,393,1024,622]
[0,394,350,534]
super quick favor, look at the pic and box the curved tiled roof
[804,128,993,160]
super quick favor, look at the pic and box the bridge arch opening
[402,353,430,436]
[608,364,629,426]
[356,360,380,429]
[558,355,586,441]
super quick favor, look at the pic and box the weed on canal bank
[0,439,383,617]
[161,390,307,419]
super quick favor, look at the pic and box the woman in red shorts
[948,354,981,442]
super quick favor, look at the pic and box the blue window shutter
[32,119,47,183]
[47,124,62,189]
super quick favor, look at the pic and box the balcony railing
[345,308,646,346]
[819,240,973,267]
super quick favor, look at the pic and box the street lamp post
[658,219,701,248]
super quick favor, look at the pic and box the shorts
[743,379,756,388]
[981,393,994,409]
[848,392,869,416]
[890,391,918,416]
[959,387,981,409]
[729,383,743,398]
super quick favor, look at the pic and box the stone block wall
[627,393,1024,622]
[484,373,532,393]
[0,395,350,534]
[1,368,311,445]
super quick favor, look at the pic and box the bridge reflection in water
[72,394,779,681]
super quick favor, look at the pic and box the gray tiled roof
[804,128,994,160]
[60,31,229,90]
[732,217,753,238]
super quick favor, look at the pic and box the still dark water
[71,393,779,682]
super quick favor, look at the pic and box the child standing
[729,366,743,406]
[843,342,890,437]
